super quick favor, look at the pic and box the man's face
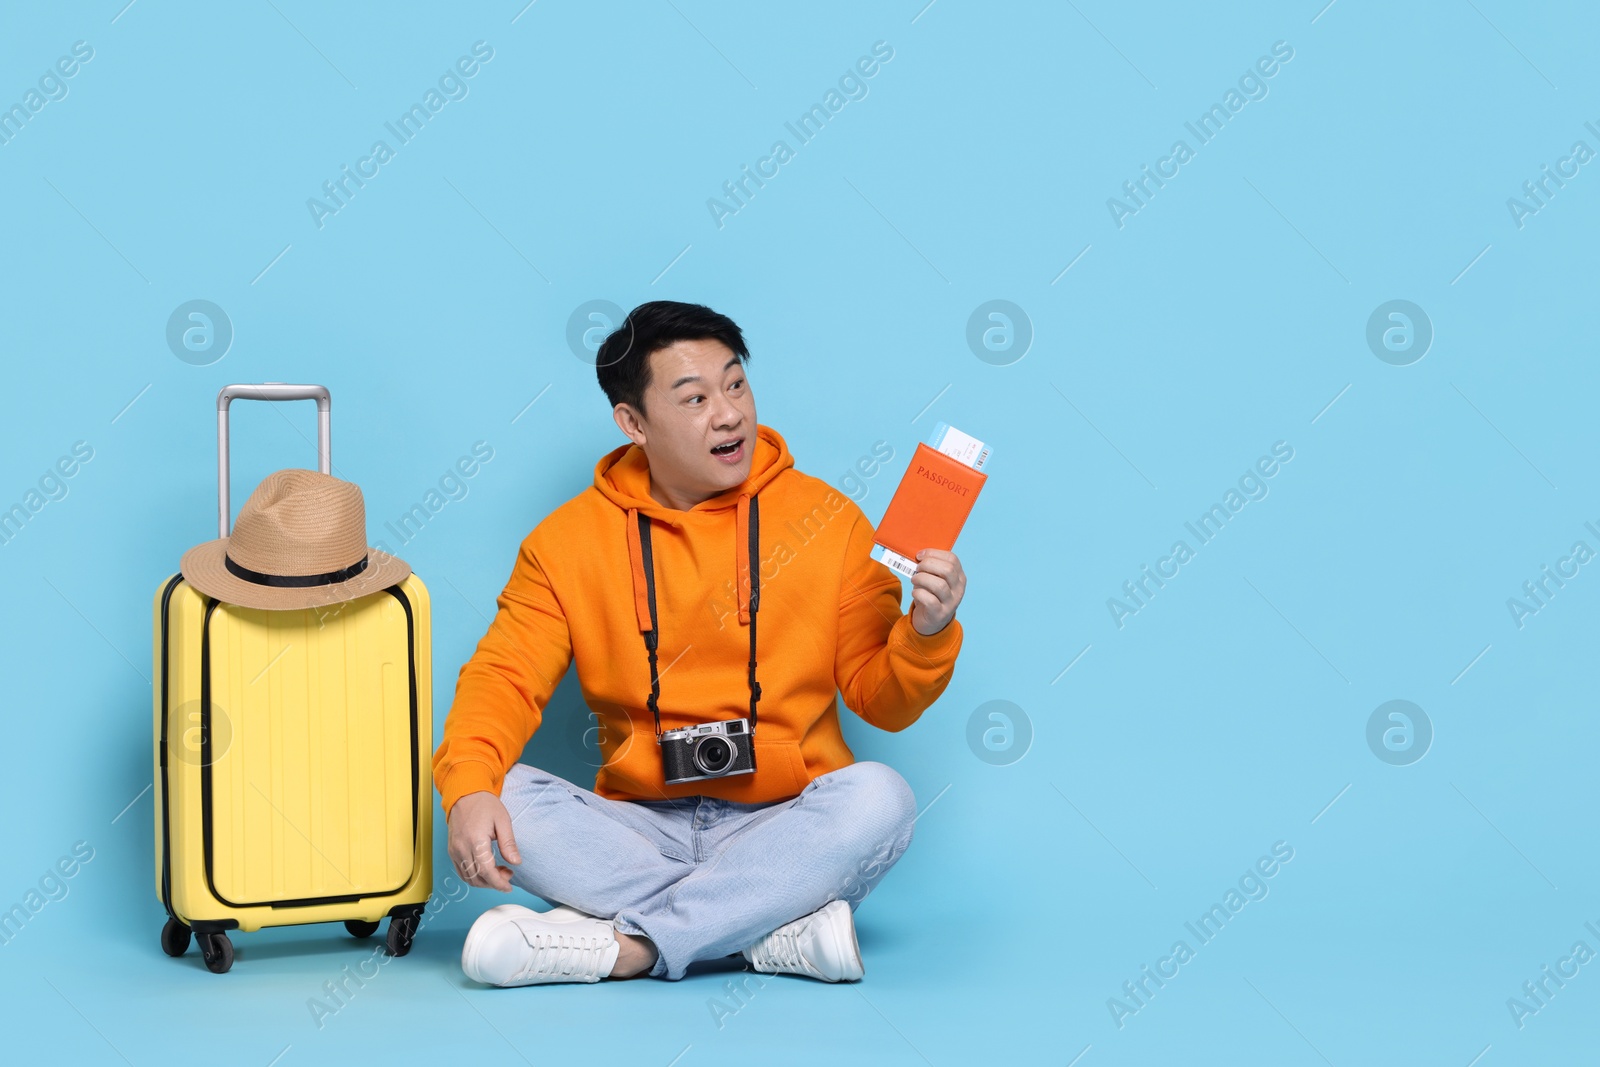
[614,337,757,507]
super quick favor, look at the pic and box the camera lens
[695,736,733,775]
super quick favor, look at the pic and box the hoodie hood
[593,424,794,633]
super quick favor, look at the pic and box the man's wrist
[911,608,952,637]
[900,612,961,650]
[438,760,501,821]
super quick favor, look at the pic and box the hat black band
[224,553,370,588]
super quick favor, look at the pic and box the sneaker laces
[511,929,612,980]
[758,925,814,973]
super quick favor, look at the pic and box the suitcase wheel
[199,931,234,974]
[385,906,423,957]
[160,918,191,958]
[344,919,380,939]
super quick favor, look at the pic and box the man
[434,300,967,985]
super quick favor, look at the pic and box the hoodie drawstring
[625,495,755,634]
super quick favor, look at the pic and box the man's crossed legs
[459,760,917,984]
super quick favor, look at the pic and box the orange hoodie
[431,424,963,818]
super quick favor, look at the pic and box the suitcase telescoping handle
[216,383,332,537]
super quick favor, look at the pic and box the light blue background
[1,1,1596,1063]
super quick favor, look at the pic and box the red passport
[873,442,987,563]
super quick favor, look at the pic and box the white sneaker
[742,900,864,982]
[461,903,621,986]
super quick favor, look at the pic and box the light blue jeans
[494,760,918,980]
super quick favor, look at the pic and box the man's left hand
[909,548,966,636]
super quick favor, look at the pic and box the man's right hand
[447,791,522,892]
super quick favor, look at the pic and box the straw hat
[180,468,410,610]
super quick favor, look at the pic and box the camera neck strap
[637,494,761,742]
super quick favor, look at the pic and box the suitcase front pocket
[199,587,420,907]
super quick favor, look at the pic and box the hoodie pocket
[753,738,812,799]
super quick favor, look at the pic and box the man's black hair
[596,300,749,418]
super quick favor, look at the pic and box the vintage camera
[659,718,755,785]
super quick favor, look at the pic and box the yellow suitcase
[154,384,432,973]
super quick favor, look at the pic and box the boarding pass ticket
[876,422,990,578]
